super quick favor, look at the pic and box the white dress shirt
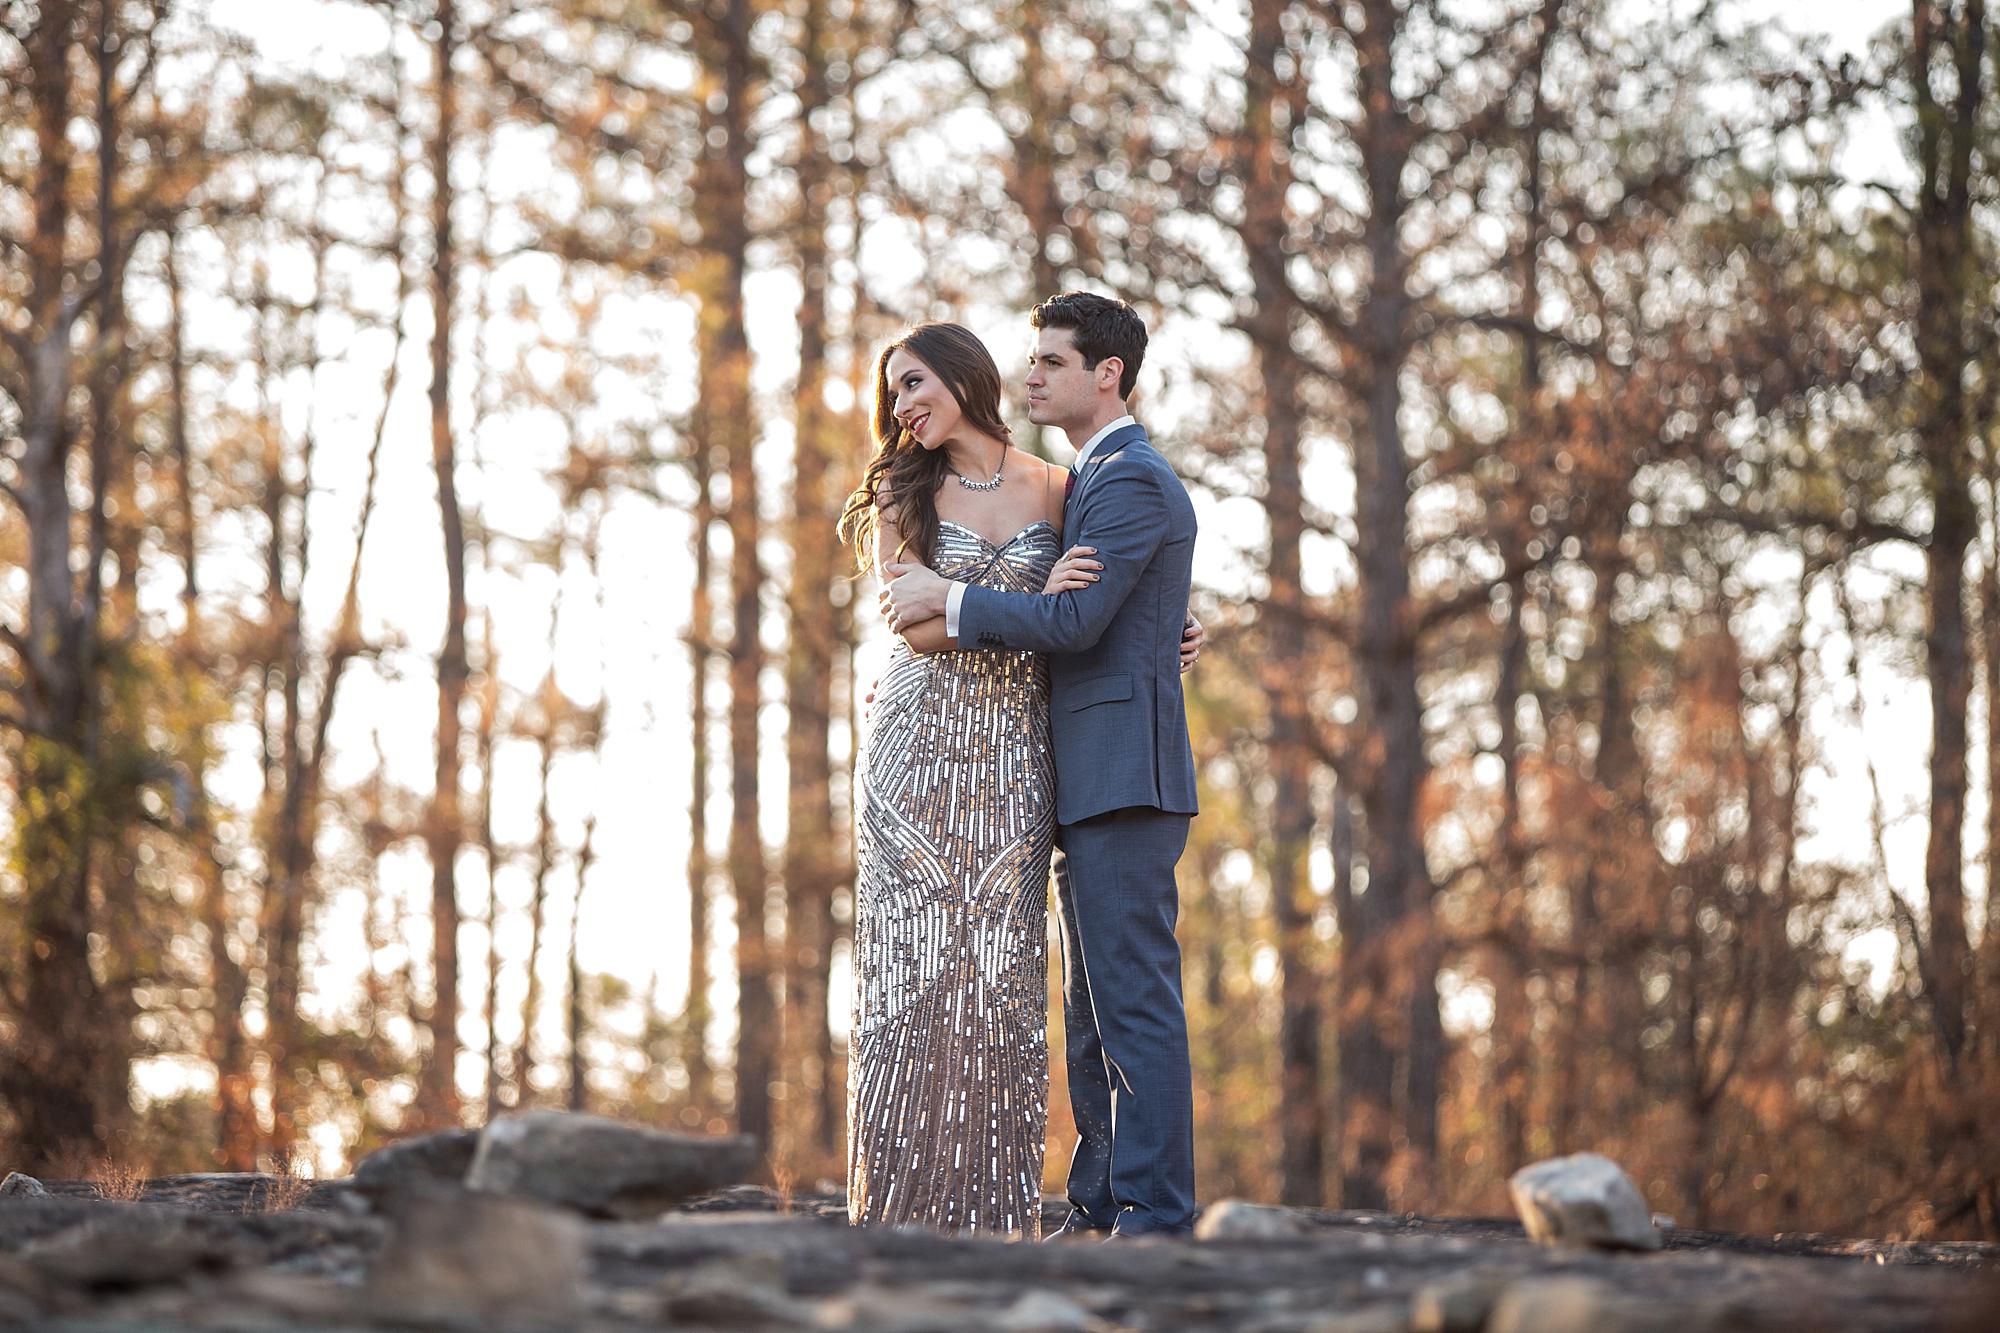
[944,415,1136,639]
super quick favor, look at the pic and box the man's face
[1025,327,1111,432]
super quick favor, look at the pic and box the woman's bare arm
[898,618,954,653]
[875,493,951,653]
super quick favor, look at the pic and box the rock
[466,1111,759,1218]
[210,1271,352,1322]
[1485,1277,1730,1333]
[996,1288,1097,1330]
[1300,1311,1413,1333]
[818,1282,991,1332]
[350,1128,480,1196]
[1194,1199,1317,1241]
[0,1167,1982,1332]
[0,1252,56,1308]
[365,1187,584,1321]
[1508,1153,1662,1251]
[1485,1278,1610,1333]
[680,1182,795,1214]
[23,1215,244,1292]
[656,1252,816,1327]
[1410,1272,1508,1332]
[0,1174,47,1198]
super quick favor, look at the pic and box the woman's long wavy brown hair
[838,322,1013,573]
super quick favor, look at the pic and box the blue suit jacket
[956,424,1199,826]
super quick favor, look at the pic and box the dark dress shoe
[1043,1212,1114,1242]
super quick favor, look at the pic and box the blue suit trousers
[1052,806,1195,1234]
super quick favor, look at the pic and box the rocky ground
[2,1122,1994,1332]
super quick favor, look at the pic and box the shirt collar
[1072,414,1136,470]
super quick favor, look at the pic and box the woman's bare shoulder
[1028,453,1070,528]
[1029,452,1069,483]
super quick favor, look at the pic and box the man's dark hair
[1031,291,1148,400]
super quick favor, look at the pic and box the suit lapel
[1068,424,1148,531]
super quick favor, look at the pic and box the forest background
[4,0,1999,1241]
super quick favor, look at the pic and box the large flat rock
[1,1183,1992,1330]
[464,1110,760,1219]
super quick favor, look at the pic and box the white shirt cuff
[945,581,967,638]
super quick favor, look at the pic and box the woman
[837,322,1196,1238]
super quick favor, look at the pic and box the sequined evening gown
[848,518,1061,1238]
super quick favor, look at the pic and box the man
[883,291,1199,1238]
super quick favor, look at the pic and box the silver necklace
[954,447,1007,491]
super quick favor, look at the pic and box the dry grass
[260,1151,313,1213]
[771,1157,797,1215]
[89,1157,147,1203]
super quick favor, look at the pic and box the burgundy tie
[1065,469,1077,500]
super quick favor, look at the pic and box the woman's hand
[1180,611,1205,673]
[1043,545,1101,595]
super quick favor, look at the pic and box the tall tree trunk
[1676,886,1708,1225]
[1013,11,1061,305]
[685,442,716,1118]
[1491,579,1531,1171]
[423,0,468,1128]
[83,0,138,1154]
[87,1,131,634]
[250,264,296,1158]
[1490,0,1563,1179]
[1009,5,1062,456]
[781,0,842,1173]
[1911,0,1984,1073]
[1552,850,1592,1153]
[466,162,502,1128]
[696,0,775,1158]
[264,194,331,1165]
[167,231,258,1170]
[1330,786,1373,1203]
[1339,0,1441,1210]
[6,0,109,1171]
[1243,0,1324,1206]
[1569,487,1642,1140]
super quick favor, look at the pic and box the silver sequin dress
[848,518,1060,1238]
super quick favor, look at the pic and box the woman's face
[886,347,962,452]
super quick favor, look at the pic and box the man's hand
[1181,612,1205,673]
[881,562,950,632]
